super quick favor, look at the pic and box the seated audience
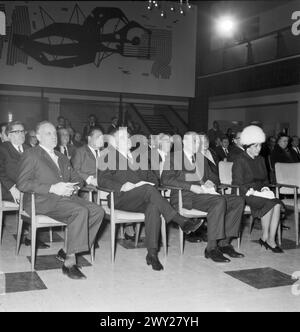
[26,130,38,147]
[228,131,244,162]
[56,128,76,160]
[107,116,119,134]
[0,122,8,143]
[98,127,202,271]
[290,135,300,160]
[83,114,99,141]
[199,133,220,185]
[17,121,104,280]
[71,127,103,187]
[214,135,230,161]
[73,131,85,148]
[226,128,234,145]
[270,132,299,170]
[56,116,66,130]
[0,121,48,248]
[208,121,223,149]
[232,125,283,253]
[162,131,245,263]
[65,119,75,143]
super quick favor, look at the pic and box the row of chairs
[1,162,299,271]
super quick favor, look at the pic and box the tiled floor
[0,211,300,312]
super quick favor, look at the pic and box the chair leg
[120,224,125,239]
[161,217,167,257]
[179,227,184,255]
[31,225,36,271]
[49,228,53,243]
[63,227,68,252]
[0,211,3,245]
[135,223,141,247]
[111,221,116,263]
[16,214,24,255]
[277,220,282,246]
[90,244,94,264]
[295,208,299,246]
[249,216,254,234]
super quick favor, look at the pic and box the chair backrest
[275,162,300,195]
[219,161,233,184]
[0,182,3,210]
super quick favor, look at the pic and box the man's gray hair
[36,121,54,135]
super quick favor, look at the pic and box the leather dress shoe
[24,238,50,249]
[185,233,202,243]
[219,245,245,258]
[62,264,87,280]
[56,248,67,262]
[204,248,230,263]
[124,232,136,241]
[146,253,164,271]
[181,219,203,235]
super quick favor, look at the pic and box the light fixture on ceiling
[146,0,192,16]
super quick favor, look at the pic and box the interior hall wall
[0,1,197,98]
[0,95,46,131]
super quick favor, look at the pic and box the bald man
[17,121,104,280]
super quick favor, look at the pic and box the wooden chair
[96,186,167,262]
[160,185,207,255]
[17,192,94,271]
[0,182,19,245]
[275,162,300,245]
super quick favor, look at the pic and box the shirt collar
[12,143,22,152]
[40,144,56,156]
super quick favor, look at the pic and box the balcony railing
[201,25,300,76]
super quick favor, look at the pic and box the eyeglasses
[10,130,25,134]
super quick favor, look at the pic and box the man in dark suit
[17,121,104,280]
[207,121,223,149]
[215,136,230,161]
[290,135,300,161]
[83,114,99,141]
[98,127,202,271]
[107,116,119,134]
[227,131,244,162]
[56,128,76,160]
[199,133,220,185]
[71,127,103,187]
[0,121,49,248]
[270,133,299,169]
[161,131,245,263]
[0,121,29,202]
[0,122,8,144]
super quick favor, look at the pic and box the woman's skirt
[245,195,282,219]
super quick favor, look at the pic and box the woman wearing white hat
[232,125,283,253]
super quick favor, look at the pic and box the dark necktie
[224,148,228,156]
[63,146,68,156]
[94,149,99,158]
[18,146,23,154]
[191,154,196,163]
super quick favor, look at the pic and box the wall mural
[0,1,197,97]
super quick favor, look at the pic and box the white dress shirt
[40,145,59,168]
[12,143,23,154]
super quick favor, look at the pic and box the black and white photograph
[0,0,300,314]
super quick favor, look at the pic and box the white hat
[240,125,266,146]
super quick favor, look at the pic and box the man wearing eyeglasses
[0,121,28,203]
[0,121,49,249]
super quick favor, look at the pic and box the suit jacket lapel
[7,142,20,158]
[85,145,96,162]
[39,147,62,178]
